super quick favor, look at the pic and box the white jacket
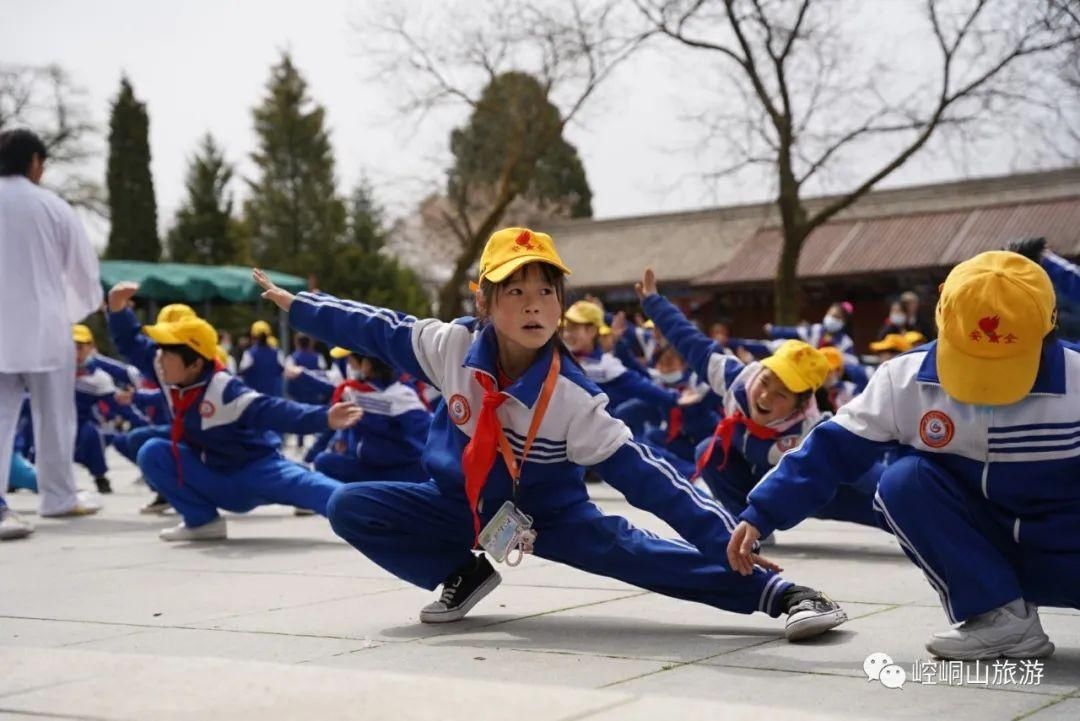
[0,176,102,372]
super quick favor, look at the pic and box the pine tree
[319,179,430,317]
[105,76,159,260]
[166,134,246,265]
[244,53,345,281]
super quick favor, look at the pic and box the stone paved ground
[2,448,1077,720]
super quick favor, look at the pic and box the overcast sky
[4,0,1072,251]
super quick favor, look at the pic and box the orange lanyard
[494,351,561,499]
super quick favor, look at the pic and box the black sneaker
[419,555,502,624]
[94,476,113,494]
[782,587,848,641]
[139,493,171,515]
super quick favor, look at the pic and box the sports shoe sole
[41,505,101,518]
[785,608,848,641]
[926,635,1055,661]
[419,571,502,624]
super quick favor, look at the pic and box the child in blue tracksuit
[291,350,434,469]
[285,332,330,448]
[106,282,362,541]
[239,320,285,397]
[73,324,126,494]
[311,354,431,483]
[254,227,847,640]
[559,300,679,435]
[561,300,705,477]
[730,250,1079,660]
[767,301,856,357]
[638,273,882,532]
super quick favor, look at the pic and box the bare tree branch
[640,0,1080,322]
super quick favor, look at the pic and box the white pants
[0,353,80,515]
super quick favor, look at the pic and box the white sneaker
[927,600,1054,660]
[0,507,34,540]
[159,516,227,542]
[784,591,848,641]
[40,490,102,518]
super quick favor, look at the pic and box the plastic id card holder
[478,500,536,565]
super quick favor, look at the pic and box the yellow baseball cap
[157,303,196,324]
[869,333,913,354]
[251,320,272,337]
[565,300,605,328]
[329,347,352,359]
[760,340,830,393]
[936,251,1056,405]
[904,330,927,347]
[72,324,94,344]
[819,345,844,372]
[215,345,231,366]
[472,227,570,289]
[143,317,219,361]
[267,335,279,349]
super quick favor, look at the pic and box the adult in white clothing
[0,129,103,539]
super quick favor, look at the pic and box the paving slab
[2,449,1079,719]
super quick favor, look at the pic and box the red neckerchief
[168,360,225,486]
[331,379,377,404]
[461,352,561,544]
[694,410,780,478]
[666,407,683,443]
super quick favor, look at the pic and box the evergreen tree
[319,179,430,317]
[105,76,159,260]
[435,71,593,316]
[167,133,246,265]
[244,52,345,280]
[448,71,592,220]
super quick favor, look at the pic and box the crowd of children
[4,221,1079,663]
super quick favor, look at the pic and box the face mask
[347,367,367,381]
[889,312,907,326]
[658,370,684,385]
[823,316,844,334]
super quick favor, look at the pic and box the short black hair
[295,334,311,350]
[159,343,207,368]
[0,128,48,177]
[363,355,397,386]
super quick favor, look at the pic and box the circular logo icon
[919,410,954,448]
[448,394,471,425]
[198,400,216,418]
[775,435,801,453]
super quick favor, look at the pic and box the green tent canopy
[99,261,307,303]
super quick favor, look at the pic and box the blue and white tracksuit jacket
[314,379,432,483]
[288,291,794,615]
[107,307,341,525]
[644,293,881,528]
[1042,251,1080,305]
[576,348,677,410]
[74,359,122,477]
[744,340,1080,621]
[286,349,330,404]
[239,343,285,397]
[769,322,855,358]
